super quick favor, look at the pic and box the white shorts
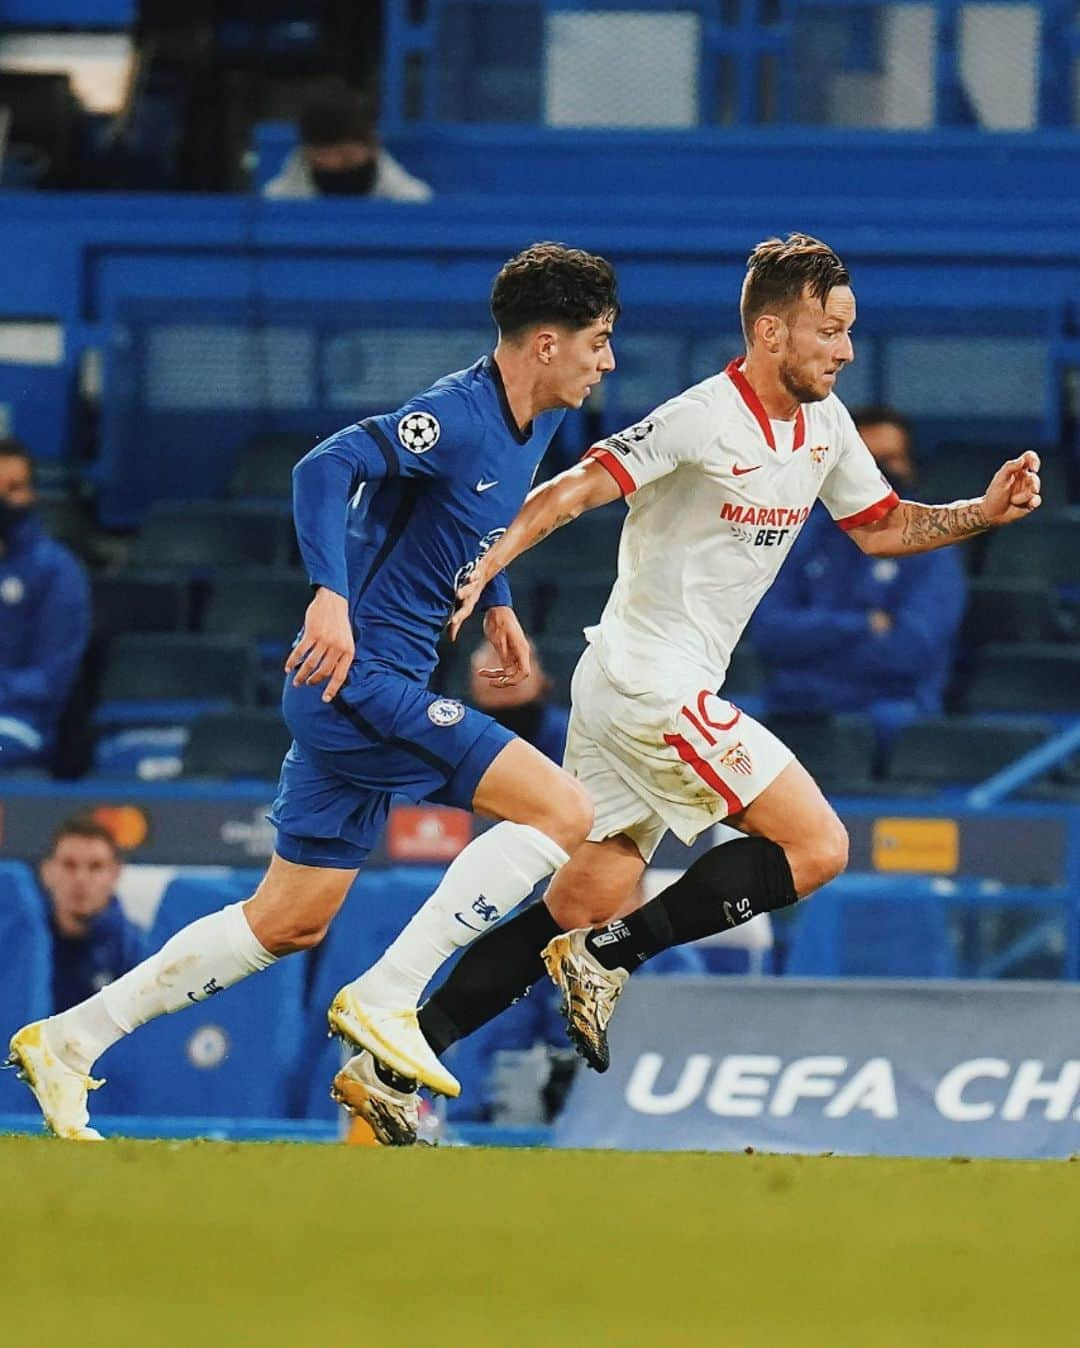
[564,645,794,862]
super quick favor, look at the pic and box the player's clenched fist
[982,450,1042,526]
[285,586,355,702]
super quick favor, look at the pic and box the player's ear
[535,328,558,365]
[754,313,784,354]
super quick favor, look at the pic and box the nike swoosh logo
[732,464,761,477]
[476,479,499,492]
[454,912,486,932]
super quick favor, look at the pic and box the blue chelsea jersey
[293,355,564,680]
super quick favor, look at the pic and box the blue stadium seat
[102,871,306,1121]
[762,713,877,793]
[202,570,311,659]
[228,432,316,502]
[959,578,1061,648]
[885,715,1053,790]
[540,578,614,641]
[0,862,53,1116]
[91,571,191,639]
[95,633,261,728]
[979,508,1080,587]
[92,633,263,777]
[181,709,292,782]
[966,645,1080,715]
[786,878,956,978]
[132,503,294,572]
[292,868,448,1122]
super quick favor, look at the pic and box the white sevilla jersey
[582,357,899,698]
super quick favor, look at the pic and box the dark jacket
[0,514,90,757]
[46,894,147,1013]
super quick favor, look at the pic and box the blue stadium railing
[3,185,1079,506]
[379,0,1080,132]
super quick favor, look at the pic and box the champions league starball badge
[427,698,465,727]
[398,411,441,453]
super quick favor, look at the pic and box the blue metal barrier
[2,182,1078,480]
[968,721,1080,809]
[381,0,1080,131]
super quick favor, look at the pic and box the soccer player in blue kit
[8,242,619,1139]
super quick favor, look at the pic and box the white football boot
[331,1052,420,1147]
[6,1021,105,1140]
[327,985,460,1098]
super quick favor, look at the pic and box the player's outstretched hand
[982,451,1042,526]
[479,605,531,688]
[447,564,490,643]
[285,587,355,703]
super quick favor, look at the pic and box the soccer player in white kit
[338,233,1042,1138]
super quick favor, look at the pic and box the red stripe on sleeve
[836,490,900,531]
[680,705,716,746]
[663,732,744,816]
[583,446,637,496]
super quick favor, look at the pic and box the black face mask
[0,499,33,544]
[312,161,378,196]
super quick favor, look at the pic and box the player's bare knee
[792,819,849,897]
[549,887,620,930]
[271,918,330,955]
[246,903,330,956]
[539,778,594,853]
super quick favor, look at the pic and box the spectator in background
[469,638,569,765]
[263,85,432,202]
[40,817,145,1013]
[0,439,91,771]
[750,406,967,753]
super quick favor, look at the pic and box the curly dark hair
[740,233,850,344]
[490,242,620,338]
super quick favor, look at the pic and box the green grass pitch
[4,1135,1078,1347]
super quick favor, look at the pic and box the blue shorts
[269,663,514,869]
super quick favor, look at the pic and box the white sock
[352,822,569,1005]
[45,902,276,1073]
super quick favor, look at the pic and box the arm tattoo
[899,499,990,551]
[531,511,576,546]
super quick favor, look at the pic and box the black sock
[586,837,797,972]
[418,900,562,1054]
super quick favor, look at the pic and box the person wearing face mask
[750,405,967,754]
[0,439,91,771]
[263,85,432,202]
